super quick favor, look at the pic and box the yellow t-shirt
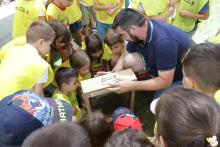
[0,36,26,62]
[96,0,122,24]
[214,90,220,105]
[91,44,112,71]
[0,44,53,99]
[46,3,68,25]
[12,0,46,38]
[66,1,82,24]
[80,0,94,6]
[52,89,81,119]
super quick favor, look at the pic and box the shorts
[69,21,82,32]
[80,4,96,26]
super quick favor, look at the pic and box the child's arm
[107,0,124,16]
[33,83,44,97]
[179,10,209,20]
[179,2,209,20]
[112,51,128,72]
[93,0,115,10]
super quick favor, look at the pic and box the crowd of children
[0,0,220,146]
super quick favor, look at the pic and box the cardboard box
[81,69,137,114]
[81,69,137,98]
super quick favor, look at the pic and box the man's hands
[107,80,136,94]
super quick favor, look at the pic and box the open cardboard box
[81,69,137,114]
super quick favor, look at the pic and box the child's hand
[72,106,78,114]
[107,8,116,16]
[179,10,191,17]
[94,71,112,77]
[106,4,115,10]
[151,15,167,22]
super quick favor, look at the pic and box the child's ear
[130,25,136,34]
[160,136,168,147]
[183,76,195,89]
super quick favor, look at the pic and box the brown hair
[85,32,103,61]
[104,29,123,47]
[22,122,91,147]
[182,43,220,94]
[156,87,220,147]
[105,129,154,147]
[80,111,112,147]
[69,50,90,70]
[49,20,71,49]
[26,21,55,43]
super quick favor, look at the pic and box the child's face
[65,77,78,92]
[61,0,73,7]
[78,62,90,76]
[110,42,123,55]
[55,38,73,61]
[90,49,103,60]
[39,39,54,57]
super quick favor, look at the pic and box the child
[182,43,220,104]
[112,107,143,132]
[85,32,112,75]
[0,21,55,99]
[80,111,113,147]
[22,122,90,147]
[52,67,81,120]
[69,49,91,82]
[105,129,155,147]
[46,0,72,25]
[94,0,124,40]
[155,87,220,147]
[66,0,84,46]
[48,20,75,69]
[104,29,125,68]
[12,0,46,38]
[172,0,209,37]
[79,0,96,36]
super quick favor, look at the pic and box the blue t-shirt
[127,20,191,82]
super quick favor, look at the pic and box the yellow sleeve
[66,1,82,24]
[102,44,112,61]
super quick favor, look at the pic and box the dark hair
[26,21,55,43]
[85,32,103,61]
[49,20,71,49]
[69,50,90,70]
[156,87,220,147]
[104,29,123,47]
[21,122,91,147]
[182,43,220,94]
[105,129,155,147]
[112,8,146,33]
[55,67,77,89]
[80,111,113,147]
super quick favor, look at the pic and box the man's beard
[129,33,143,45]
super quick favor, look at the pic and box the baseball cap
[0,90,73,146]
[112,107,143,131]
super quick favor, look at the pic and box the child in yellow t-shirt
[12,0,46,38]
[46,0,73,25]
[69,50,91,82]
[79,0,96,36]
[84,32,112,75]
[66,0,84,46]
[52,67,81,120]
[104,29,125,69]
[0,21,55,99]
[94,0,124,40]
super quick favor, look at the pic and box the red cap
[114,114,143,131]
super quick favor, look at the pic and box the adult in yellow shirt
[0,21,55,99]
[94,0,124,40]
[12,0,46,38]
